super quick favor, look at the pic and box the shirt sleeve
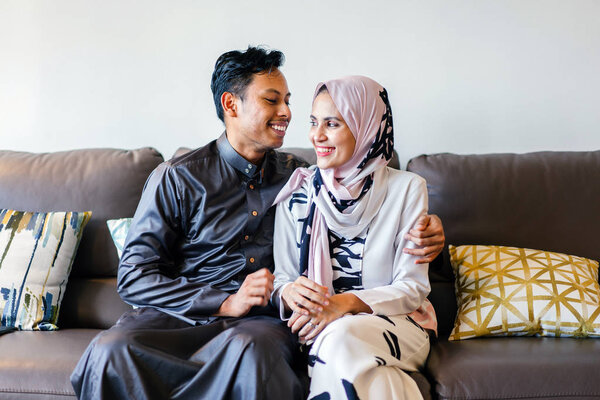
[117,163,231,323]
[347,176,431,316]
[271,198,302,320]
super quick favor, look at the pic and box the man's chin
[253,133,285,153]
[266,136,284,150]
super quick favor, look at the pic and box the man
[71,46,445,400]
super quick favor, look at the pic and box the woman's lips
[315,146,335,157]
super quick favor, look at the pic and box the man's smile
[269,121,288,137]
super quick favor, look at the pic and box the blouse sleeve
[347,176,431,316]
[271,197,303,320]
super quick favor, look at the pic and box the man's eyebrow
[264,89,291,97]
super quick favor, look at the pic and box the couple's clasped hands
[282,276,359,342]
[218,269,366,343]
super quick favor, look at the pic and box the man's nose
[278,102,290,119]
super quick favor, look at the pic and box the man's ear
[221,92,238,118]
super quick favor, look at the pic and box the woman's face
[309,91,356,170]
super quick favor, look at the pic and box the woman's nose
[311,124,327,141]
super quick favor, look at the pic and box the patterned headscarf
[274,76,394,294]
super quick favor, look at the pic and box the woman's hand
[287,311,313,342]
[293,293,372,342]
[281,276,330,315]
[403,214,445,264]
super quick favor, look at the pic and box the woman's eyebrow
[309,115,342,121]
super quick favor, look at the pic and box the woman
[271,76,437,399]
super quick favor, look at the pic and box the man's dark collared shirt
[117,133,308,325]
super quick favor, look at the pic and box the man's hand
[215,268,274,317]
[281,276,330,315]
[403,214,445,264]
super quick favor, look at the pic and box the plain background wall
[1,0,599,166]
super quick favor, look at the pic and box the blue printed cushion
[0,209,91,330]
[106,218,132,258]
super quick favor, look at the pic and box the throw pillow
[106,218,132,258]
[0,209,91,330]
[449,244,600,340]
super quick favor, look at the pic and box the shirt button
[252,210,258,216]
[244,235,250,241]
[249,257,255,263]
[249,184,255,190]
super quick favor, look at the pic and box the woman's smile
[315,146,335,156]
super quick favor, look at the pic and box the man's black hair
[211,46,285,122]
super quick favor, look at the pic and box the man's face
[228,69,291,157]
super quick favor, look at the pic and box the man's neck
[225,133,266,165]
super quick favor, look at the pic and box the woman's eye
[309,120,317,127]
[327,122,338,127]
[265,98,276,104]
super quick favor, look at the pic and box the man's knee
[89,328,138,362]
[226,318,292,357]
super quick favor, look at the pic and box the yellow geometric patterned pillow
[449,245,600,340]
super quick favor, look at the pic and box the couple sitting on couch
[71,46,445,400]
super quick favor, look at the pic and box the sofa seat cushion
[0,329,101,399]
[427,337,600,399]
[409,371,433,400]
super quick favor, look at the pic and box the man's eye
[265,98,276,104]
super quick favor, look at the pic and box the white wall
[1,0,599,166]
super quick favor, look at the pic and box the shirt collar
[217,132,265,180]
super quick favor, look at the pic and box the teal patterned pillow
[0,209,91,330]
[106,218,132,258]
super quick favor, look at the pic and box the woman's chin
[316,158,333,170]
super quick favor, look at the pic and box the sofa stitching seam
[0,388,74,395]
[439,394,600,400]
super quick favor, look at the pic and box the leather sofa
[0,147,598,399]
[0,148,164,399]
[407,151,600,400]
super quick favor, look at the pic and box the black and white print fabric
[307,314,429,400]
[329,230,365,293]
[289,190,366,294]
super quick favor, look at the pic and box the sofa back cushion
[0,148,164,328]
[0,148,164,277]
[407,150,600,337]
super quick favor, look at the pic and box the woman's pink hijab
[276,76,394,204]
